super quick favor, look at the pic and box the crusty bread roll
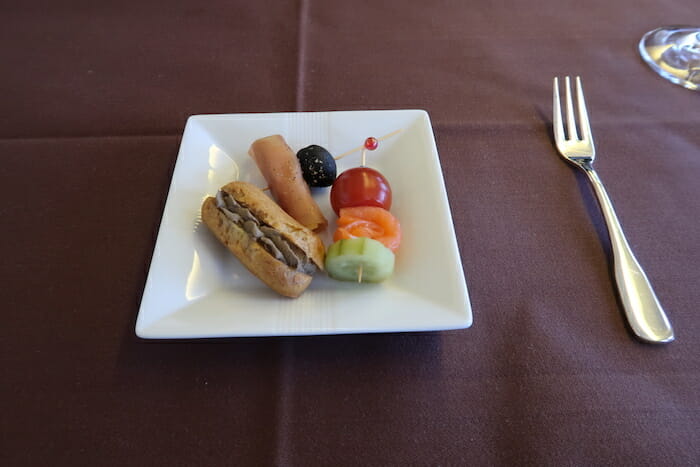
[201,181,325,298]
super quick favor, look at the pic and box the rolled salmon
[248,135,327,232]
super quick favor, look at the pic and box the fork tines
[553,76,592,144]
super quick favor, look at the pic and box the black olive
[296,145,337,187]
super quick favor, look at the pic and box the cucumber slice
[325,238,395,283]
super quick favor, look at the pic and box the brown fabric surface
[1,1,699,466]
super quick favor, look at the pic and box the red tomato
[330,167,392,216]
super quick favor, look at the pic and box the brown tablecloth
[2,1,699,465]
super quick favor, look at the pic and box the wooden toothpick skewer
[357,264,363,283]
[334,128,403,161]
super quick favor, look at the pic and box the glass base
[639,26,700,91]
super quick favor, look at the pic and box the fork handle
[582,166,674,343]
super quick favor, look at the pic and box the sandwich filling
[216,190,316,275]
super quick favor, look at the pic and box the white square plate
[136,110,471,338]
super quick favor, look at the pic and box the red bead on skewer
[361,137,379,166]
[364,137,379,151]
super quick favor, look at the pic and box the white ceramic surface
[136,110,472,338]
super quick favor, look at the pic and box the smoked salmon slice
[333,206,401,252]
[249,135,327,232]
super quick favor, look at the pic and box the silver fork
[553,76,674,343]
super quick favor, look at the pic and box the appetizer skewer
[325,136,401,283]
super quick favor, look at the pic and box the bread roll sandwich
[201,181,325,298]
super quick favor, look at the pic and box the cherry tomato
[330,167,392,216]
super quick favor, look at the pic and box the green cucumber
[325,238,395,283]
